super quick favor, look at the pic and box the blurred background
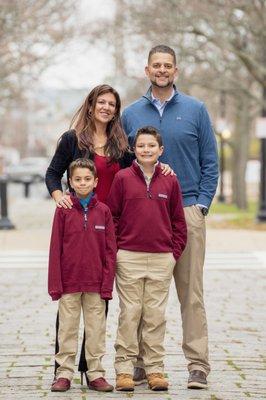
[1,0,266,229]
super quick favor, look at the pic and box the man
[121,44,218,389]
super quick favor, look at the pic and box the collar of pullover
[143,85,179,104]
[135,160,159,183]
[70,192,98,209]
[132,160,161,181]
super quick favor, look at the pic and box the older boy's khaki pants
[136,205,210,375]
[115,250,175,375]
[55,292,106,381]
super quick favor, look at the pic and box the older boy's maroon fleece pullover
[48,194,116,301]
[107,161,187,260]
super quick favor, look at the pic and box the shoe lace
[149,373,164,379]
[118,374,132,379]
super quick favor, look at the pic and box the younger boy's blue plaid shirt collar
[79,193,94,209]
[151,89,175,116]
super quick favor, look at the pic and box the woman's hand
[52,190,73,209]
[160,163,175,176]
[56,194,73,209]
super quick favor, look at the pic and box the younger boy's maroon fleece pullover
[48,194,116,301]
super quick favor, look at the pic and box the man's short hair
[134,126,163,147]
[148,45,176,65]
[69,158,97,178]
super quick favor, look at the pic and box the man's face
[145,52,178,88]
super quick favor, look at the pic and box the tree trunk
[231,94,251,209]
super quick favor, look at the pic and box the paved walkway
[0,191,266,399]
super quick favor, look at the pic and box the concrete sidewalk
[0,194,266,399]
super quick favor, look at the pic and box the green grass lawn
[208,201,266,230]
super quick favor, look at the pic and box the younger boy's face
[134,134,163,166]
[69,168,98,199]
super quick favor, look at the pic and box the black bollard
[0,177,15,230]
[23,179,31,198]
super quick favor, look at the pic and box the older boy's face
[69,168,98,199]
[134,134,163,166]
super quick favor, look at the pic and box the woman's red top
[94,154,120,203]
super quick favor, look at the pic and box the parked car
[4,157,49,182]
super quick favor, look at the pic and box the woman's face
[93,92,117,126]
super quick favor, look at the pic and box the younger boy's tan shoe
[147,373,168,391]
[116,374,134,391]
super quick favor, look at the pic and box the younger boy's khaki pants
[115,250,175,375]
[55,292,106,381]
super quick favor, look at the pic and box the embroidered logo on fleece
[95,225,105,230]
[158,193,168,199]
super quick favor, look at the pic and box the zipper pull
[147,187,152,199]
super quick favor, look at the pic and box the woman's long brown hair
[70,84,128,162]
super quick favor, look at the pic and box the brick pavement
[0,191,266,399]
[1,264,265,399]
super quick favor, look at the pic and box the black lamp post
[256,88,266,222]
[0,176,15,230]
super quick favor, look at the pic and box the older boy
[107,126,187,392]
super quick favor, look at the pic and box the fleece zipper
[83,206,88,230]
[138,170,157,199]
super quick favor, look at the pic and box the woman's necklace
[93,139,107,156]
[93,135,107,149]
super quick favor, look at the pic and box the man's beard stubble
[150,78,173,89]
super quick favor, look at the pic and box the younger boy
[48,158,116,393]
[107,126,187,392]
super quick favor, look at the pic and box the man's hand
[160,163,175,176]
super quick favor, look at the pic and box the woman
[46,83,173,384]
[46,84,133,206]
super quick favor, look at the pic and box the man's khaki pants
[115,250,175,375]
[55,292,106,381]
[174,205,209,374]
[136,205,210,375]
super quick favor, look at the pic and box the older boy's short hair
[69,158,97,178]
[134,126,163,147]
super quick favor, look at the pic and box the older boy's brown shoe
[51,378,71,392]
[147,373,168,391]
[187,370,207,389]
[116,374,134,391]
[133,367,147,385]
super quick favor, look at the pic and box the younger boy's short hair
[134,126,163,147]
[69,158,97,178]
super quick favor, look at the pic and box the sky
[40,0,115,89]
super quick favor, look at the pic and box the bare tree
[0,0,78,105]
[87,0,265,208]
